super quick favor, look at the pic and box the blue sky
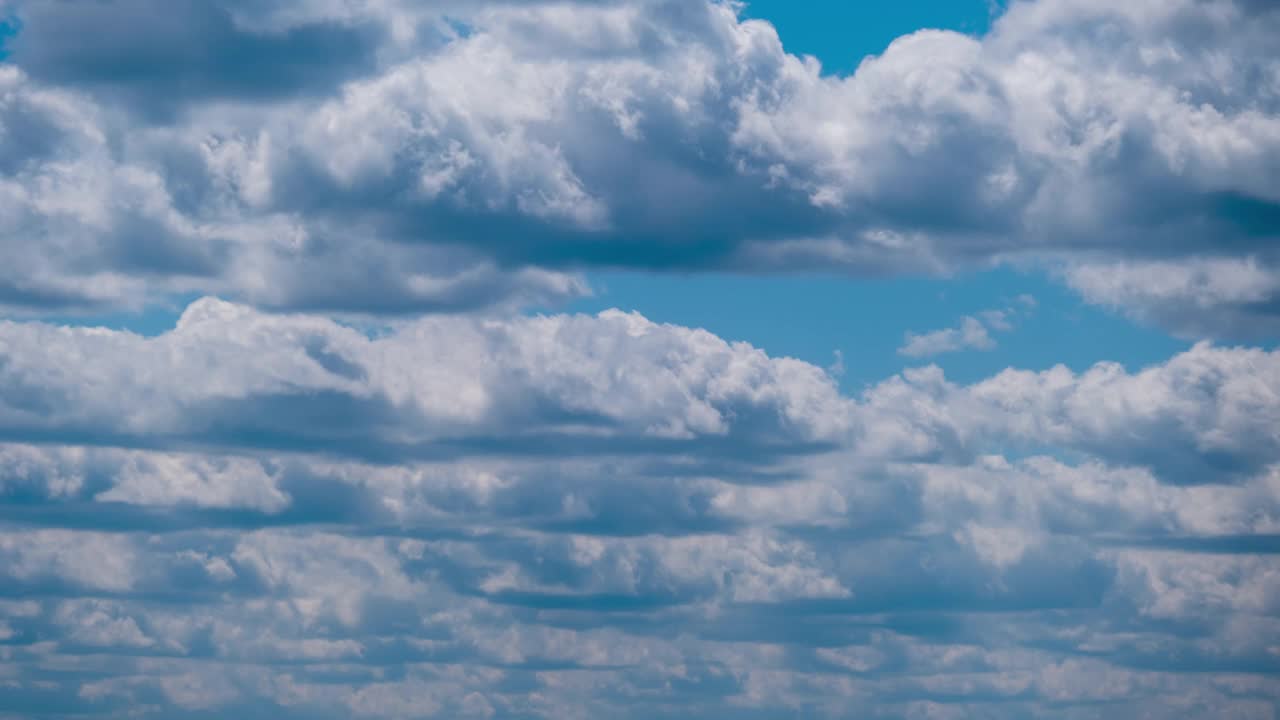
[0,1,1278,718]
[568,268,1190,390]
[743,0,998,74]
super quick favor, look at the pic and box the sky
[0,1,1278,719]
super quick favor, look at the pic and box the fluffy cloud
[0,301,1277,717]
[3,297,1276,480]
[0,298,851,461]
[1065,257,1280,339]
[968,342,1280,483]
[0,0,1276,331]
[1,0,1278,716]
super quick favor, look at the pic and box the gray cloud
[0,303,1277,716]
[0,0,1275,333]
[2,0,384,118]
[1,0,1279,715]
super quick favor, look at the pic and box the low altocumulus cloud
[0,0,1277,334]
[0,299,1277,717]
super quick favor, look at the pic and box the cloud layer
[1,0,1278,717]
[0,0,1277,334]
[0,299,1277,718]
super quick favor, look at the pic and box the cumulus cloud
[0,301,1276,717]
[1,0,1278,716]
[0,0,1275,331]
[0,298,852,460]
[3,296,1275,482]
[1065,257,1280,339]
[861,341,1280,483]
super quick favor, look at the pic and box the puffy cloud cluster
[0,298,851,458]
[2,0,1278,715]
[0,298,1277,717]
[0,0,1276,333]
[1065,258,1280,339]
[866,341,1280,483]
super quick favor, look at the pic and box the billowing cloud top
[0,0,1278,333]
[0,1,1279,718]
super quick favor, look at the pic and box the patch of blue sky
[0,13,18,60]
[567,268,1190,392]
[740,0,1001,76]
[31,294,204,338]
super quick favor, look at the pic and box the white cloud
[0,0,1277,716]
[0,308,1273,718]
[0,0,1275,331]
[899,295,1035,358]
[4,296,1274,488]
[1065,257,1280,339]
[899,316,995,357]
[0,298,853,459]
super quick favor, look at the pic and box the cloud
[1,0,384,117]
[899,316,995,357]
[0,298,852,461]
[0,0,1278,716]
[967,343,1280,483]
[1,296,1273,485]
[0,0,1275,332]
[861,341,1280,484]
[0,63,588,314]
[1065,257,1280,340]
[898,296,1034,359]
[0,294,1275,489]
[0,454,1276,717]
[0,302,1276,716]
